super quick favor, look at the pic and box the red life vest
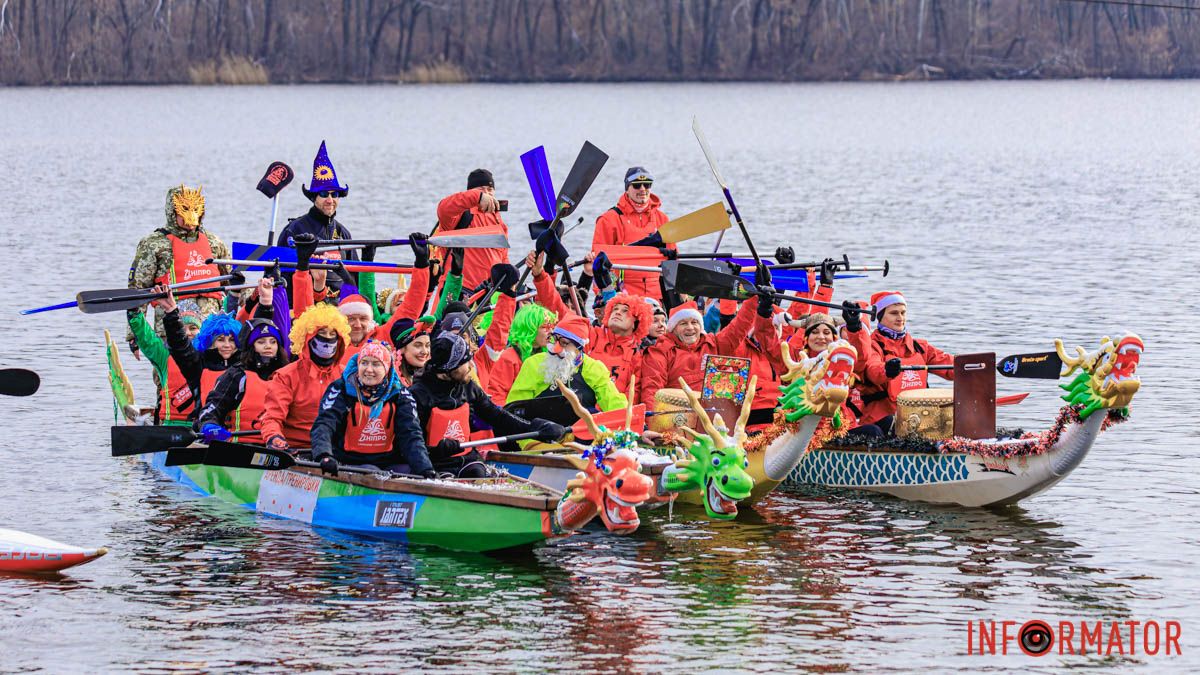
[425,403,472,457]
[343,402,395,455]
[887,353,930,401]
[231,371,268,434]
[157,357,195,423]
[199,368,223,405]
[154,230,222,299]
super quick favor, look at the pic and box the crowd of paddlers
[123,141,953,480]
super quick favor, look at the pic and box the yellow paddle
[658,201,730,244]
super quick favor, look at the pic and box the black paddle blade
[111,425,198,456]
[670,261,753,300]
[203,441,295,471]
[0,368,39,397]
[527,218,562,241]
[996,352,1063,379]
[661,260,737,292]
[77,288,162,314]
[554,141,608,218]
[257,161,294,198]
[535,228,570,267]
[505,396,581,428]
[165,446,208,466]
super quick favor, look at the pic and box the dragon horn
[1055,338,1084,376]
[677,377,727,448]
[679,426,704,441]
[557,379,602,440]
[780,342,802,384]
[734,375,758,441]
[624,374,637,432]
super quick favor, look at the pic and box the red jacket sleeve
[533,270,571,319]
[373,266,433,343]
[919,339,956,382]
[484,293,516,356]
[437,189,483,232]
[639,342,670,409]
[592,210,621,248]
[258,367,295,442]
[754,315,784,372]
[291,270,315,319]
[715,297,759,353]
[486,349,521,407]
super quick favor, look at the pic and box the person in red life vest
[638,290,774,410]
[126,184,231,355]
[848,291,954,435]
[591,167,671,299]
[389,316,435,386]
[408,332,567,478]
[506,315,629,412]
[485,301,557,406]
[435,168,509,290]
[529,251,651,398]
[309,341,434,477]
[151,284,243,416]
[259,303,351,451]
[196,315,290,442]
[126,298,204,426]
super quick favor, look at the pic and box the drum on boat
[648,388,696,434]
[896,387,954,440]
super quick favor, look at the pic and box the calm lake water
[1,81,1197,672]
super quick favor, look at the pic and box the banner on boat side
[965,619,1182,658]
[256,471,321,523]
[373,501,416,529]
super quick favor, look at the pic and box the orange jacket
[639,296,760,409]
[851,328,954,426]
[591,193,670,299]
[258,307,350,448]
[471,291,515,392]
[437,188,510,290]
[730,324,786,416]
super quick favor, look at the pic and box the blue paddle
[521,146,557,222]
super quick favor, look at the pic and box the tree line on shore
[2,0,1199,85]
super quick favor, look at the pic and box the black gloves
[756,286,777,319]
[421,469,438,479]
[630,231,664,248]
[841,300,863,333]
[885,357,902,379]
[333,261,354,288]
[409,232,430,269]
[754,265,773,288]
[361,245,377,263]
[592,252,613,290]
[318,455,339,476]
[819,259,836,287]
[658,247,677,260]
[448,247,465,276]
[531,418,568,443]
[292,233,318,272]
[775,246,795,265]
[432,438,462,460]
[490,263,520,297]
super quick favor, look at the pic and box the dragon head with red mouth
[1056,332,1144,418]
[778,339,858,421]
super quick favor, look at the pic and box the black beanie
[467,169,494,190]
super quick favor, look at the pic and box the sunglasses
[316,190,345,199]
[629,182,652,190]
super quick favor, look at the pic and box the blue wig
[193,312,244,352]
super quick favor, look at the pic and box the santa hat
[337,286,375,323]
[552,314,591,348]
[666,301,703,332]
[870,291,906,314]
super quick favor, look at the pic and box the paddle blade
[257,161,294,198]
[692,116,727,189]
[76,289,160,314]
[165,446,208,466]
[111,425,197,456]
[659,202,730,244]
[521,146,557,221]
[664,260,745,298]
[555,141,608,218]
[0,368,39,397]
[996,352,1063,379]
[427,224,509,249]
[203,441,295,470]
[738,267,810,293]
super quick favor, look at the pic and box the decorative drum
[896,388,954,440]
[648,388,697,434]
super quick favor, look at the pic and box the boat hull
[147,452,560,552]
[783,411,1106,507]
[0,528,108,574]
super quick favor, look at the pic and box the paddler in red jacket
[260,303,351,451]
[436,169,510,290]
[846,291,954,434]
[639,291,774,410]
[591,167,671,299]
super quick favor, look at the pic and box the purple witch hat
[302,140,350,201]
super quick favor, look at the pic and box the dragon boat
[103,333,656,553]
[780,333,1144,507]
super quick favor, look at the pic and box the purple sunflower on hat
[302,140,350,201]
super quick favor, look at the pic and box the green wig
[508,303,557,361]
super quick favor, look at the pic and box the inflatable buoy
[0,528,108,574]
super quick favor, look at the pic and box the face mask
[309,334,339,360]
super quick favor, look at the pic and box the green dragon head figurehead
[777,338,858,423]
[1055,332,1143,419]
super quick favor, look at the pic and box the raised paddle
[658,202,731,244]
[110,425,260,457]
[521,146,557,221]
[77,282,257,315]
[23,274,239,316]
[257,161,295,246]
[900,352,1063,380]
[0,369,39,396]
[692,116,767,280]
[672,261,877,318]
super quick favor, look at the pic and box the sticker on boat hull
[373,501,416,529]
[257,470,321,523]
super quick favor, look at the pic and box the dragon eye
[711,457,720,467]
[615,478,624,489]
[743,459,749,468]
[602,464,613,476]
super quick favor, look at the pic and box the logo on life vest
[900,370,923,389]
[443,419,466,442]
[358,417,388,444]
[187,250,207,268]
[373,501,415,528]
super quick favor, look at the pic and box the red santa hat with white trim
[870,290,906,314]
[666,301,704,332]
[338,287,377,330]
